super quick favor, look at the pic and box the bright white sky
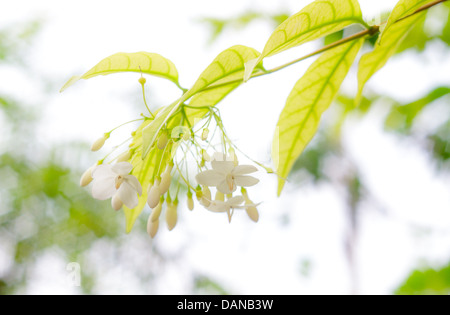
[1,0,450,295]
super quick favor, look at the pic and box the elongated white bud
[150,197,163,222]
[147,179,161,208]
[80,166,94,187]
[187,194,194,211]
[159,170,171,195]
[157,131,168,150]
[166,200,178,231]
[116,151,131,162]
[111,194,123,211]
[201,128,209,141]
[147,216,159,238]
[91,133,109,152]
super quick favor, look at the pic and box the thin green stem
[396,0,448,23]
[141,83,155,118]
[108,118,144,134]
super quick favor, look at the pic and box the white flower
[91,162,142,209]
[206,195,246,222]
[195,153,259,194]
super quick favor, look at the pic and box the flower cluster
[195,153,260,222]
[79,77,265,238]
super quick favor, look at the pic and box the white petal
[225,196,245,207]
[123,175,142,195]
[211,160,235,174]
[117,182,139,208]
[195,170,225,187]
[212,152,228,162]
[207,201,229,213]
[91,177,116,200]
[217,179,236,194]
[234,175,259,187]
[91,164,115,180]
[232,165,258,175]
[111,162,133,175]
[246,206,259,222]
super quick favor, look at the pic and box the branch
[195,0,447,95]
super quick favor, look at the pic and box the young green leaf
[60,52,180,92]
[142,99,180,159]
[356,12,427,103]
[184,45,261,125]
[186,45,261,102]
[244,0,365,81]
[140,46,262,159]
[383,0,441,35]
[122,120,156,232]
[123,148,164,233]
[273,38,364,195]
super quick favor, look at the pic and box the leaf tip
[60,75,82,93]
[277,179,286,197]
[243,58,259,83]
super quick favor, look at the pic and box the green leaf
[184,45,261,125]
[383,0,440,35]
[187,45,261,102]
[273,38,363,195]
[356,8,428,103]
[141,45,262,157]
[385,86,450,132]
[123,119,173,233]
[123,148,162,233]
[142,99,180,159]
[244,0,364,81]
[60,52,180,92]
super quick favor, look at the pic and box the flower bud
[91,133,109,152]
[187,192,194,211]
[116,151,131,162]
[157,131,169,150]
[147,179,161,208]
[80,166,94,187]
[111,194,123,211]
[201,128,209,141]
[147,216,159,238]
[150,197,164,222]
[195,186,203,201]
[182,132,190,141]
[159,170,172,195]
[201,149,211,162]
[138,76,146,85]
[166,199,178,231]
